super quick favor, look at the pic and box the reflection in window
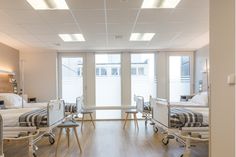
[111,68,118,76]
[138,67,145,75]
[131,67,136,75]
[96,68,100,76]
[101,68,107,76]
[181,56,190,78]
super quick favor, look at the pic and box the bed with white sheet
[0,98,65,157]
[151,92,209,157]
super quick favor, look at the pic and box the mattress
[23,102,48,108]
[0,108,40,127]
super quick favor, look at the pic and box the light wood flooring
[3,121,208,157]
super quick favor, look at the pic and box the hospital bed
[151,93,209,157]
[0,99,65,157]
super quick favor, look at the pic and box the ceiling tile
[67,0,104,10]
[38,11,74,24]
[106,0,143,9]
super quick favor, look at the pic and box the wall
[0,42,19,89]
[194,45,209,93]
[20,48,57,102]
[210,0,235,157]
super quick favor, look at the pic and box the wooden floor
[3,121,208,157]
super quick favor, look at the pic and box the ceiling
[0,0,209,51]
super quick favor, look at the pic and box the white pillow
[190,92,208,106]
[0,93,26,108]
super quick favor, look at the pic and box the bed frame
[151,98,209,157]
[0,99,65,157]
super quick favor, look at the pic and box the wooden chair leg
[134,113,139,129]
[66,128,70,148]
[81,114,85,130]
[73,127,82,153]
[123,113,129,129]
[55,128,63,157]
[89,113,95,128]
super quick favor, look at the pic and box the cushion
[190,92,208,106]
[0,93,26,108]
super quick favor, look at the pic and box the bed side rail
[47,100,65,126]
[0,114,3,157]
[151,98,170,127]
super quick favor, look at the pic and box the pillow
[190,92,208,106]
[0,93,26,108]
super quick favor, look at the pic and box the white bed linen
[0,108,39,127]
[23,102,48,108]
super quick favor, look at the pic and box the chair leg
[134,113,139,129]
[66,128,70,148]
[73,127,82,153]
[123,113,129,129]
[55,128,63,157]
[81,114,85,130]
[89,113,95,128]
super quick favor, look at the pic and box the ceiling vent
[115,35,123,40]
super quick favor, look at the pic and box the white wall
[194,45,209,93]
[20,48,57,102]
[210,0,235,156]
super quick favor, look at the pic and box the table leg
[123,113,129,129]
[66,128,70,148]
[73,127,82,153]
[55,128,63,157]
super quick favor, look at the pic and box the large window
[61,57,83,103]
[131,54,156,105]
[95,54,121,119]
[169,56,191,102]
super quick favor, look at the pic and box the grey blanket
[19,108,48,127]
[170,108,206,128]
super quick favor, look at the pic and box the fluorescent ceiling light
[141,0,181,8]
[130,33,155,41]
[59,34,85,42]
[26,0,69,10]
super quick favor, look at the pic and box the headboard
[0,74,15,93]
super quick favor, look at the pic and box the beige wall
[20,48,57,102]
[194,45,209,93]
[0,42,19,88]
[210,0,235,157]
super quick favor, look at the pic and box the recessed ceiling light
[26,0,69,10]
[130,33,155,41]
[59,34,85,42]
[141,0,181,9]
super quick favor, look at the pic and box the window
[131,54,156,105]
[61,57,83,103]
[169,56,191,102]
[95,54,121,119]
